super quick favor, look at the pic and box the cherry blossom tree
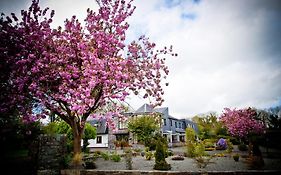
[220,107,265,139]
[0,0,176,158]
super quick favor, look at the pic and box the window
[118,118,127,129]
[97,136,102,144]
[170,119,172,126]
[163,119,166,126]
[175,121,177,128]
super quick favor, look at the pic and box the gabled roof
[168,115,178,120]
[88,118,108,134]
[135,103,154,113]
[154,107,168,114]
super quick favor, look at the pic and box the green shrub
[133,148,142,153]
[226,139,233,153]
[92,152,100,161]
[153,134,171,170]
[60,153,72,169]
[238,143,248,151]
[124,148,133,170]
[153,160,171,170]
[83,160,96,169]
[145,151,154,160]
[204,142,215,148]
[186,142,196,157]
[230,137,240,145]
[194,142,206,157]
[101,152,110,160]
[186,141,207,158]
[93,150,102,155]
[185,128,196,143]
[146,139,157,151]
[166,149,173,157]
[110,153,121,162]
[194,156,213,168]
[233,153,240,162]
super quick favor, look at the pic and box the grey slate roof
[135,103,154,113]
[88,118,108,134]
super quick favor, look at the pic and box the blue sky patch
[164,0,201,8]
[164,0,183,8]
[181,13,196,20]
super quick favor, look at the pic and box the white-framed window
[163,118,166,126]
[118,118,127,129]
[97,136,102,144]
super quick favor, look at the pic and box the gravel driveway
[92,146,281,171]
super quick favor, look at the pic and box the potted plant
[233,153,240,162]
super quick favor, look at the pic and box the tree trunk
[72,131,83,168]
[73,134,82,155]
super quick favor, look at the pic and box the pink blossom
[220,107,265,138]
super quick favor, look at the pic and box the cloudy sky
[1,0,281,118]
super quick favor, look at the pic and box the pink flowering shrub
[220,108,265,139]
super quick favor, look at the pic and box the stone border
[61,169,281,175]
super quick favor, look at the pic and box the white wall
[87,134,109,148]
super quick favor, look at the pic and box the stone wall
[37,134,67,175]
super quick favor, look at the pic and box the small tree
[185,127,196,142]
[128,115,160,146]
[220,107,265,157]
[185,127,196,157]
[153,134,171,170]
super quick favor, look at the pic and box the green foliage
[194,156,213,168]
[43,120,72,139]
[101,152,110,160]
[186,141,206,158]
[186,142,196,157]
[83,160,96,169]
[145,151,154,160]
[226,139,234,153]
[82,123,97,152]
[60,153,72,169]
[238,143,248,151]
[92,152,100,161]
[153,134,171,170]
[42,122,57,136]
[216,127,228,136]
[110,153,121,162]
[124,148,133,170]
[153,160,171,170]
[202,139,215,148]
[166,149,173,157]
[146,138,157,150]
[192,113,229,140]
[185,127,196,142]
[194,142,206,157]
[233,153,240,161]
[229,137,240,145]
[186,127,201,158]
[43,121,96,153]
[1,117,42,154]
[128,115,160,146]
[83,123,97,140]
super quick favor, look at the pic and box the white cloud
[1,0,281,118]
[126,0,281,117]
